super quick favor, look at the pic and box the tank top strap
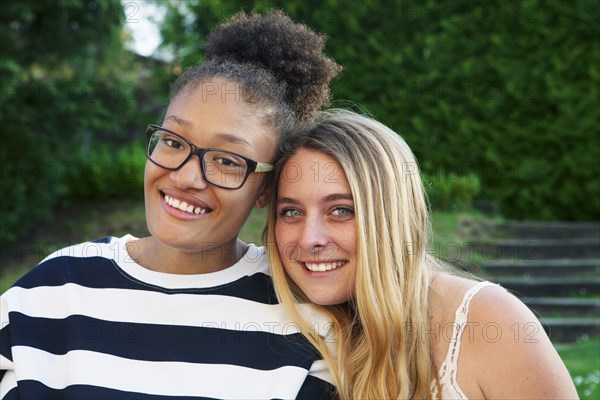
[439,281,499,384]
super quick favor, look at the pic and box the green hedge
[0,1,146,244]
[0,77,143,243]
[320,0,600,220]
[164,0,599,220]
[64,141,146,200]
[423,173,481,211]
[3,0,598,249]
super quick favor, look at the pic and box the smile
[303,261,348,272]
[164,194,208,215]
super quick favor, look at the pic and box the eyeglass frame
[145,124,274,190]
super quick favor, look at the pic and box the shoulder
[428,273,482,327]
[7,236,134,292]
[430,272,545,335]
[39,235,133,264]
[433,274,577,399]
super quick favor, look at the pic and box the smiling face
[144,78,277,264]
[275,148,357,305]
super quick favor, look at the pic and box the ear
[255,179,273,209]
[255,185,271,208]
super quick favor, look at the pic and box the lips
[162,193,211,215]
[303,260,348,272]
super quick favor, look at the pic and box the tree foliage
[0,0,143,243]
[2,0,597,248]
[158,0,600,220]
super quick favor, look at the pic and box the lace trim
[432,281,498,399]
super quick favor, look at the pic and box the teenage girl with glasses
[0,11,341,399]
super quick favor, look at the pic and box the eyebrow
[323,193,354,203]
[213,133,254,151]
[276,193,354,205]
[277,196,301,206]
[164,115,193,129]
[163,115,254,150]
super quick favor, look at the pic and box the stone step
[542,318,600,343]
[482,259,600,277]
[523,297,600,317]
[495,221,600,240]
[490,277,600,297]
[467,238,600,260]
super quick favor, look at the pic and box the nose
[170,155,209,189]
[299,215,330,253]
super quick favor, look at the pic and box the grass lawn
[558,337,600,399]
[429,209,495,273]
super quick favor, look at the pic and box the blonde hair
[265,109,439,399]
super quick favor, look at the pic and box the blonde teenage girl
[267,110,578,399]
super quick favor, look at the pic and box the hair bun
[205,10,342,125]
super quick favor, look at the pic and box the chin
[308,293,349,306]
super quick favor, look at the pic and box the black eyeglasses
[145,124,273,190]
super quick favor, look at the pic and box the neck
[128,236,249,274]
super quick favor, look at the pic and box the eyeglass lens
[147,129,249,188]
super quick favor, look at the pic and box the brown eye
[165,139,183,149]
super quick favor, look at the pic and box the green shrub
[0,148,64,243]
[163,0,597,221]
[0,0,150,244]
[0,76,142,243]
[65,140,146,200]
[423,173,481,211]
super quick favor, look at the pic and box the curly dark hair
[169,10,342,137]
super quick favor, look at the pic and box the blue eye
[332,207,353,216]
[280,209,301,217]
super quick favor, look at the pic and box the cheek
[144,161,161,187]
[233,187,263,219]
[144,163,159,205]
[281,259,296,280]
[341,222,358,252]
[275,223,299,262]
[274,221,285,244]
[329,226,357,256]
[345,231,357,254]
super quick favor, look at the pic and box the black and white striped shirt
[0,236,334,399]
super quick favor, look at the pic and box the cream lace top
[431,281,498,399]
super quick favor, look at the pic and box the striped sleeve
[1,292,17,400]
[297,359,337,399]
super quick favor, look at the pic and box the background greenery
[2,0,598,249]
[2,0,146,245]
[156,0,600,221]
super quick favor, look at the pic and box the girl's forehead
[164,85,278,159]
[279,149,350,192]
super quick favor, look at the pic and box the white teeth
[304,261,346,272]
[164,195,207,215]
